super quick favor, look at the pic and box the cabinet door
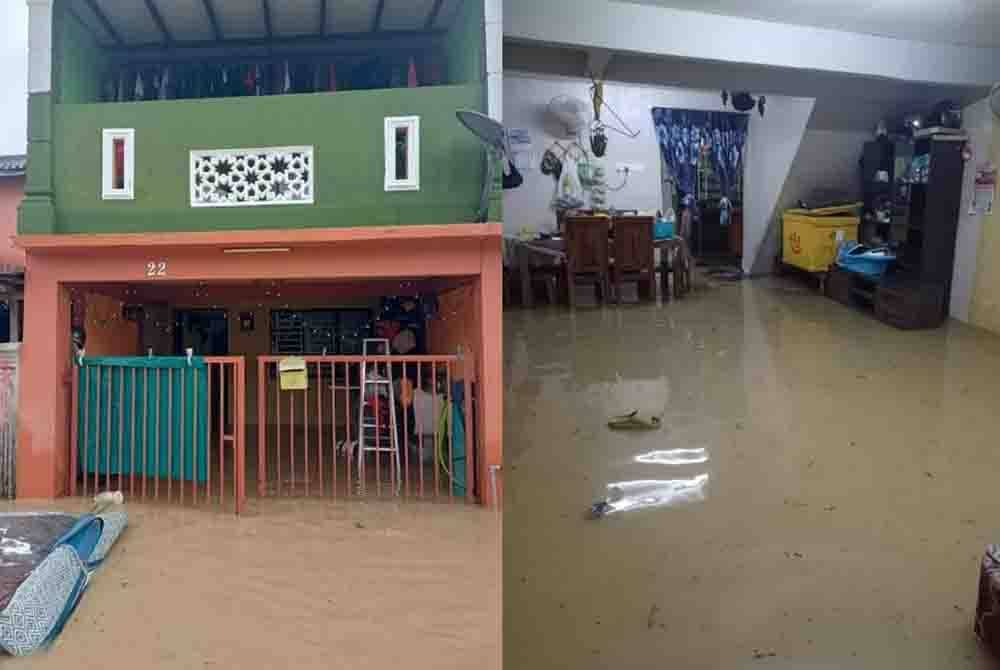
[921,141,964,286]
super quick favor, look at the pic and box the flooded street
[9,498,499,670]
[504,278,1000,669]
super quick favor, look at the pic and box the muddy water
[8,498,499,669]
[504,278,1000,669]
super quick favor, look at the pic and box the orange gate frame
[69,357,247,514]
[256,355,479,504]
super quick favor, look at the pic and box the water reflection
[602,475,709,514]
[634,448,709,466]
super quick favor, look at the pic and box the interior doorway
[174,309,229,356]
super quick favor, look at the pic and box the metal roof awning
[0,156,26,179]
[70,0,463,49]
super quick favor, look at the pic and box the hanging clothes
[158,65,170,100]
[552,149,586,211]
[407,58,418,88]
[328,63,338,92]
[133,71,145,101]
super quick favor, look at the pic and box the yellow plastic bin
[782,206,860,273]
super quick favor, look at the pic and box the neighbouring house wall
[0,177,25,270]
[952,99,994,323]
[756,128,869,274]
[502,72,814,273]
[50,84,484,234]
[969,116,1000,334]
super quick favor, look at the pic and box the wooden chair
[659,238,693,300]
[563,215,611,308]
[611,216,656,303]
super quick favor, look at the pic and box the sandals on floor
[607,410,662,430]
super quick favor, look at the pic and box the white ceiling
[72,0,463,47]
[505,42,990,131]
[625,0,1000,48]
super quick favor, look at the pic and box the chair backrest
[613,216,655,274]
[564,216,610,275]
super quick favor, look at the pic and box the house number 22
[146,261,167,277]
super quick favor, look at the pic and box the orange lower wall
[0,178,24,271]
[17,224,503,504]
[427,284,478,381]
[83,293,139,357]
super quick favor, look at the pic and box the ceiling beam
[143,0,173,46]
[201,0,224,41]
[372,0,386,33]
[261,0,273,40]
[81,0,124,46]
[425,0,445,30]
[319,0,328,36]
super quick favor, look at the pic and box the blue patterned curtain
[651,108,748,201]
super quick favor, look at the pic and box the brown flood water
[7,498,499,669]
[504,277,1000,669]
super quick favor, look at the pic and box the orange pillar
[476,238,503,507]
[17,261,72,498]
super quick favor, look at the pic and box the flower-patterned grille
[190,146,314,207]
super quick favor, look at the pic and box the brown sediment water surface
[6,498,499,669]
[504,277,1000,669]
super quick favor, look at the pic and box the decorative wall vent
[190,146,314,207]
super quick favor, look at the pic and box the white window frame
[384,116,420,192]
[102,128,135,200]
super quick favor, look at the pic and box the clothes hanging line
[590,78,640,139]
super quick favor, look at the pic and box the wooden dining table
[510,236,691,307]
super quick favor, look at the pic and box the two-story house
[16,0,503,508]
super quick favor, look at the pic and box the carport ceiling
[70,0,463,48]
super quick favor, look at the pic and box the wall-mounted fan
[990,84,1000,120]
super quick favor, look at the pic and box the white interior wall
[951,97,993,322]
[752,128,870,274]
[484,0,502,121]
[502,72,814,273]
[742,97,815,274]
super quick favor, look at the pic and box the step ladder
[356,339,400,494]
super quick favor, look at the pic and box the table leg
[518,245,534,308]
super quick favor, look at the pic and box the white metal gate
[0,344,19,498]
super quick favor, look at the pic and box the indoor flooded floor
[504,277,1000,669]
[8,498,499,670]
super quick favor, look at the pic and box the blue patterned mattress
[0,510,127,656]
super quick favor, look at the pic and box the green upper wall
[26,1,489,235]
[53,85,485,233]
[446,0,486,86]
[53,1,108,104]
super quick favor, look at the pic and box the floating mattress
[0,510,127,656]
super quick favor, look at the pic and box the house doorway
[174,309,229,356]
